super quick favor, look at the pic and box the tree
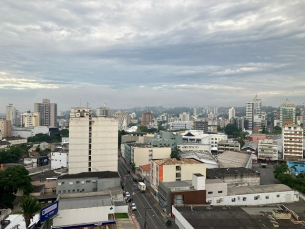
[118,130,127,149]
[20,195,41,229]
[171,146,181,160]
[60,129,69,137]
[137,125,148,132]
[131,163,136,173]
[273,126,282,135]
[0,166,33,208]
[35,147,40,153]
[0,145,27,163]
[224,124,240,137]
[273,163,289,179]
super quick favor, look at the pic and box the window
[58,182,61,186]
[86,180,91,183]
[232,198,236,202]
[218,191,223,194]
[176,166,181,171]
[243,197,246,201]
[68,190,70,193]
[77,189,79,192]
[254,196,259,200]
[62,182,65,185]
[277,195,280,198]
[76,181,80,184]
[266,196,269,199]
[63,190,66,193]
[208,191,213,194]
[69,182,73,185]
[58,191,61,194]
[82,189,85,192]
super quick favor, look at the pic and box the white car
[125,192,130,198]
[131,203,137,211]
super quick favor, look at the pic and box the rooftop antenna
[86,102,89,109]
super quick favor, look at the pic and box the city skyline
[1,1,305,111]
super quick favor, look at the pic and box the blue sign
[40,201,59,222]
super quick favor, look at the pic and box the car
[127,197,133,203]
[125,192,130,198]
[131,203,137,211]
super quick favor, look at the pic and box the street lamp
[144,207,152,229]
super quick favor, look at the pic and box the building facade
[23,112,40,127]
[69,107,118,174]
[169,121,192,130]
[96,104,111,117]
[258,139,278,161]
[282,125,303,159]
[217,140,240,154]
[246,95,262,131]
[0,119,11,138]
[229,107,235,121]
[51,152,69,170]
[179,112,190,121]
[280,99,296,127]
[193,121,208,133]
[141,112,153,125]
[34,99,57,127]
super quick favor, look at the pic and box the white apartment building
[51,152,69,170]
[258,139,278,161]
[69,107,118,174]
[169,121,192,130]
[246,95,262,130]
[229,107,235,120]
[34,99,57,127]
[113,110,129,131]
[282,125,303,159]
[179,112,190,121]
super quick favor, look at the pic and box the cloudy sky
[1,0,305,112]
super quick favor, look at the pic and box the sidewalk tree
[20,195,41,229]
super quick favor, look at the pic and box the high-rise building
[96,104,111,117]
[68,107,118,174]
[282,124,303,159]
[6,104,20,126]
[0,118,11,138]
[280,99,295,127]
[23,112,40,127]
[228,107,235,120]
[179,112,190,121]
[113,110,130,131]
[246,95,262,130]
[193,107,197,116]
[34,99,57,127]
[141,112,152,125]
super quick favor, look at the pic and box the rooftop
[217,151,251,168]
[174,205,304,228]
[32,185,45,193]
[163,180,192,188]
[205,179,224,184]
[139,164,151,171]
[59,195,112,210]
[242,141,258,150]
[180,151,217,165]
[228,184,292,195]
[153,158,203,165]
[206,168,259,179]
[58,171,119,180]
[30,169,65,181]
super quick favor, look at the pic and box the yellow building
[24,112,40,127]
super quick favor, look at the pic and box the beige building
[130,145,171,167]
[34,99,57,127]
[283,125,303,159]
[150,158,206,191]
[69,107,118,174]
[23,112,40,127]
[258,139,278,161]
[217,140,240,154]
[280,99,296,127]
[0,119,11,138]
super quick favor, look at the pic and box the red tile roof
[140,164,151,171]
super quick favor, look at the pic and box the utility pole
[144,207,152,229]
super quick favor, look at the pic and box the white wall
[115,205,128,213]
[51,152,68,170]
[172,206,194,229]
[206,191,298,206]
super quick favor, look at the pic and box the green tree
[0,145,26,163]
[0,166,33,208]
[274,163,289,179]
[137,125,148,132]
[224,124,240,137]
[20,195,41,229]
[171,146,181,160]
[35,147,40,153]
[273,126,282,135]
[50,135,61,143]
[131,163,136,173]
[60,129,69,137]
[45,148,51,152]
[158,125,166,131]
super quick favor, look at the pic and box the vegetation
[131,163,136,173]
[0,166,33,208]
[20,195,41,229]
[272,126,282,135]
[128,123,137,127]
[260,125,270,134]
[27,134,61,143]
[0,145,29,163]
[274,163,305,194]
[60,129,69,137]
[137,125,157,133]
[114,213,129,218]
[35,147,40,153]
[166,220,172,227]
[224,124,240,137]
[171,146,181,160]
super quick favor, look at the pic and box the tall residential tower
[34,99,57,127]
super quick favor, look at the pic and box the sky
[0,0,305,112]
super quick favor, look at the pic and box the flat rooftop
[175,206,304,228]
[58,171,119,180]
[205,179,224,184]
[153,158,203,165]
[206,167,259,179]
[59,195,112,210]
[228,184,292,195]
[217,151,251,168]
[163,180,192,188]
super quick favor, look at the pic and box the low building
[151,158,206,192]
[51,151,69,170]
[217,140,240,154]
[11,126,49,138]
[56,171,120,194]
[258,139,278,161]
[24,156,49,168]
[4,137,27,145]
[158,174,206,214]
[205,179,228,200]
[53,193,128,229]
[139,164,150,179]
[206,184,299,206]
[241,141,258,161]
[180,150,218,168]
[249,133,268,143]
[217,151,252,169]
[169,121,192,130]
[177,143,211,153]
[30,185,45,197]
[150,131,183,150]
[31,169,62,194]
[206,168,260,187]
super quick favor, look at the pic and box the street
[118,159,167,229]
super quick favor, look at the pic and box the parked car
[125,192,130,198]
[131,203,137,211]
[127,197,133,203]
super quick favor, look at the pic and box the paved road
[118,159,166,229]
[252,163,280,185]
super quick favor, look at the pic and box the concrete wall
[178,144,211,152]
[206,182,228,198]
[206,190,298,206]
[51,152,68,170]
[115,205,128,214]
[163,164,206,182]
[172,206,194,229]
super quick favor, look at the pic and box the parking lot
[252,163,280,185]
